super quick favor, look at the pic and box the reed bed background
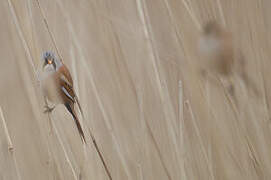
[1,0,271,179]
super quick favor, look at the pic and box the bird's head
[202,21,222,37]
[42,51,57,70]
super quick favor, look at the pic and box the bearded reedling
[198,21,259,99]
[40,51,86,143]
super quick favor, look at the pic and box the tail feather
[65,103,86,143]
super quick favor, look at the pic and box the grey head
[42,51,61,70]
[202,21,222,37]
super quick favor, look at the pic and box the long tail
[64,103,86,143]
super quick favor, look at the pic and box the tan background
[1,0,271,179]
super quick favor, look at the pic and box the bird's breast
[42,73,63,104]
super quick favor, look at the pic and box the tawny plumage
[41,51,86,143]
[199,21,234,76]
[198,21,260,98]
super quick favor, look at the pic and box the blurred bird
[198,21,234,76]
[40,51,86,143]
[198,21,259,98]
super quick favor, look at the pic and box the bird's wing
[58,65,76,103]
[58,64,74,86]
[58,64,84,116]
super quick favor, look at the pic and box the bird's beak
[43,59,53,69]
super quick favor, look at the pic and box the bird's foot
[44,105,55,113]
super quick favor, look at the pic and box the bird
[198,21,234,77]
[198,21,260,100]
[40,51,86,143]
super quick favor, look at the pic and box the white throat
[199,35,221,55]
[44,64,56,73]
